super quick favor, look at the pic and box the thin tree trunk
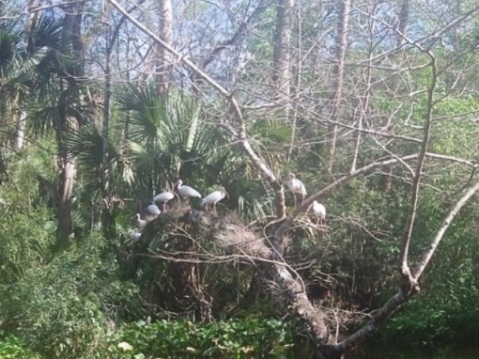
[56,1,85,245]
[14,0,38,151]
[288,1,301,162]
[273,0,293,109]
[397,0,410,46]
[155,0,173,95]
[327,0,351,172]
[15,110,27,150]
[351,2,377,172]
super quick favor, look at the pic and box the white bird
[310,201,326,225]
[133,213,147,229]
[287,173,307,207]
[146,203,161,217]
[201,187,228,213]
[129,230,142,241]
[153,190,176,211]
[175,179,201,200]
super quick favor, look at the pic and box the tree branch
[274,151,476,246]
[322,176,479,357]
[399,55,436,286]
[413,178,479,280]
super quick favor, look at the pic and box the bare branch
[413,178,479,280]
[275,151,476,245]
[322,177,479,356]
[399,56,436,284]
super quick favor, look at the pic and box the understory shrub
[110,318,294,358]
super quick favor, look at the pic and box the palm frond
[27,15,63,53]
[117,83,166,143]
[28,101,59,137]
[65,125,120,174]
[0,29,18,74]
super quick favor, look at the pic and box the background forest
[1,0,479,358]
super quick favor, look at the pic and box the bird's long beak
[225,189,230,199]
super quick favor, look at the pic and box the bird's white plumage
[129,230,142,241]
[311,201,326,219]
[287,173,307,196]
[176,179,201,198]
[134,213,147,229]
[147,204,161,216]
[153,190,175,203]
[201,187,227,207]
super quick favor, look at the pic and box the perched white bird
[311,201,326,225]
[153,190,175,203]
[175,179,201,199]
[133,213,147,229]
[153,190,175,211]
[129,230,142,241]
[146,203,161,217]
[287,173,307,207]
[201,187,228,213]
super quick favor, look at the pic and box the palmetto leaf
[65,125,120,175]
[66,126,103,168]
[27,15,63,52]
[0,29,18,75]
[117,84,165,143]
[115,84,273,216]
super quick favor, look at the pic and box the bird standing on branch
[175,179,201,201]
[287,173,307,207]
[310,200,326,226]
[201,187,228,214]
[146,203,161,217]
[153,190,176,211]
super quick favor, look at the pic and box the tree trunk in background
[155,0,173,95]
[14,0,39,151]
[56,1,85,246]
[15,110,27,151]
[397,0,410,46]
[101,3,114,241]
[273,0,293,109]
[326,0,351,172]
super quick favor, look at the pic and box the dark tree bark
[397,0,410,46]
[55,1,85,246]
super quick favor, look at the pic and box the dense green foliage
[115,319,293,358]
[0,319,294,359]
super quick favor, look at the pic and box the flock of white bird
[129,179,228,241]
[129,174,326,241]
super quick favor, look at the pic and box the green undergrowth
[0,318,294,359]
[113,319,294,358]
[371,297,479,351]
[0,336,41,359]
